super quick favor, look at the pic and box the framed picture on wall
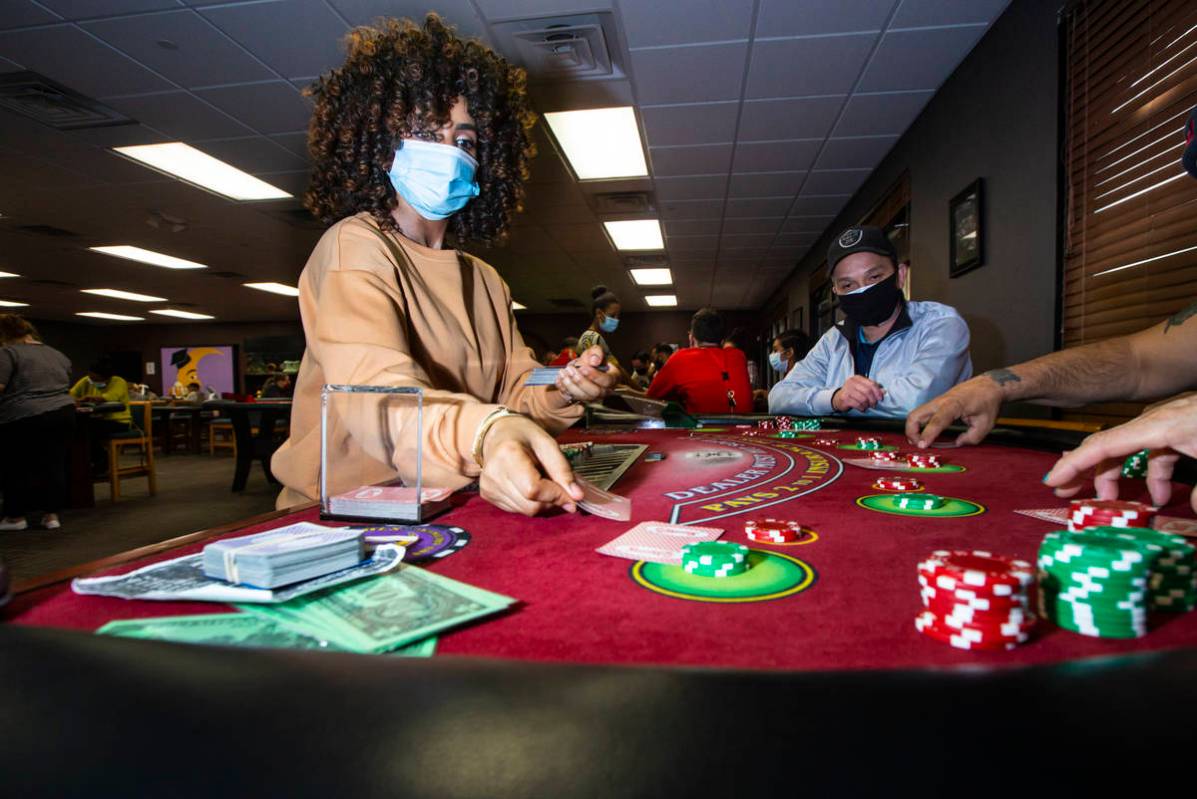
[949,178,984,278]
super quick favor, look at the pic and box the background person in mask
[69,358,132,476]
[769,226,972,418]
[576,285,622,361]
[270,15,616,517]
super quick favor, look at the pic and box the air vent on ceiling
[592,192,653,215]
[15,224,81,238]
[624,254,669,268]
[206,271,248,280]
[549,298,585,309]
[490,14,624,81]
[0,71,135,131]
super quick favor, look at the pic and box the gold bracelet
[472,406,517,468]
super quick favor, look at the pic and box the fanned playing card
[576,475,632,521]
[597,521,723,565]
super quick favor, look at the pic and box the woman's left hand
[555,345,617,404]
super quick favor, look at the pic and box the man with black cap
[768,225,972,418]
[907,107,1197,513]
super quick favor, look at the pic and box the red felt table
[9,424,1197,671]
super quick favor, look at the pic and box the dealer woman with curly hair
[272,15,615,516]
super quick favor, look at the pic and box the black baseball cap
[827,225,898,272]
[1184,106,1197,179]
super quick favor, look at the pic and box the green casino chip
[1121,449,1150,479]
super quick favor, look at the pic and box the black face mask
[837,271,902,327]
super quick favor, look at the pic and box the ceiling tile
[506,225,563,255]
[83,11,275,89]
[720,217,783,235]
[661,198,725,219]
[858,25,987,93]
[622,0,754,47]
[39,1,180,17]
[832,90,934,137]
[195,81,312,134]
[193,136,310,173]
[106,91,253,139]
[719,234,774,249]
[642,102,739,146]
[774,232,819,246]
[546,222,611,255]
[813,135,897,169]
[250,169,308,196]
[802,169,870,195]
[0,1,63,30]
[725,197,792,217]
[471,0,611,21]
[268,131,310,160]
[630,42,748,104]
[654,174,727,202]
[737,95,844,140]
[728,171,803,198]
[755,0,896,36]
[664,219,717,236]
[328,0,490,42]
[892,0,1011,28]
[790,195,850,215]
[746,34,875,99]
[0,24,174,98]
[668,234,720,253]
[731,139,820,172]
[782,215,834,233]
[201,0,348,80]
[649,143,733,176]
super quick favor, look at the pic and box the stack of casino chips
[873,475,923,492]
[916,550,1036,651]
[794,418,821,431]
[813,437,838,446]
[895,493,945,511]
[869,450,899,463]
[856,436,882,450]
[681,541,749,578]
[1067,499,1154,533]
[1121,449,1150,479]
[775,416,795,431]
[1038,530,1154,638]
[745,518,803,544]
[1115,527,1197,612]
[756,419,776,431]
[905,452,941,469]
[778,430,799,439]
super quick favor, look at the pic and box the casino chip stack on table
[873,475,923,492]
[682,541,749,578]
[745,518,805,544]
[905,452,940,469]
[916,551,1037,651]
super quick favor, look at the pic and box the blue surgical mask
[599,314,619,333]
[768,351,787,373]
[388,139,480,221]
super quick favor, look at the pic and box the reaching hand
[555,345,618,404]
[479,415,583,516]
[1043,394,1197,512]
[905,376,1003,448]
[832,375,885,412]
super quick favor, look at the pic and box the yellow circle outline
[854,493,986,518]
[630,549,817,603]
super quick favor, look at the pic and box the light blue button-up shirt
[768,300,973,418]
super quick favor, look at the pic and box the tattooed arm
[905,299,1197,447]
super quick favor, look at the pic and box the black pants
[0,404,75,518]
[89,418,131,472]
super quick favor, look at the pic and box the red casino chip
[918,550,1034,593]
[914,611,1024,651]
[920,586,1030,615]
[869,450,899,462]
[745,518,804,543]
[874,476,923,492]
[812,437,838,446]
[905,453,942,468]
[1068,499,1153,517]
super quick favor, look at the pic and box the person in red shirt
[646,308,753,414]
[547,336,578,367]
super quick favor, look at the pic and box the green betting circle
[856,493,985,518]
[631,550,816,603]
[837,444,899,452]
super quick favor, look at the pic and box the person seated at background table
[628,350,652,390]
[270,14,616,517]
[769,329,810,381]
[69,358,132,475]
[646,342,675,385]
[769,226,972,418]
[905,107,1197,511]
[0,315,75,532]
[259,373,292,399]
[547,336,579,367]
[646,308,753,415]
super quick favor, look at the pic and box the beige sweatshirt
[272,212,582,508]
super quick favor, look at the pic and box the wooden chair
[209,418,236,456]
[103,401,157,502]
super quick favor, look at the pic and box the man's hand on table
[554,345,617,406]
[832,375,885,413]
[1043,393,1197,512]
[906,376,1004,448]
[479,415,583,516]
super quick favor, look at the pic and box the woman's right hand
[479,415,584,516]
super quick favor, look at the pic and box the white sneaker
[0,517,28,531]
[41,514,61,530]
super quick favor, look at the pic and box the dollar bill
[236,564,514,654]
[96,613,437,657]
[72,544,405,604]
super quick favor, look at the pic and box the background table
[203,400,292,492]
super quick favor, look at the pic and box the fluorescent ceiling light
[113,142,291,201]
[89,245,207,270]
[645,294,678,307]
[604,219,664,251]
[512,301,527,310]
[543,107,648,180]
[0,271,18,278]
[77,311,144,321]
[245,282,300,297]
[82,288,167,303]
[0,299,29,307]
[150,309,216,320]
[629,267,673,286]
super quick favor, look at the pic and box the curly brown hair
[0,314,37,346]
[304,14,536,246]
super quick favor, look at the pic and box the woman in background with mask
[576,286,621,359]
[769,329,808,380]
[271,15,616,517]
